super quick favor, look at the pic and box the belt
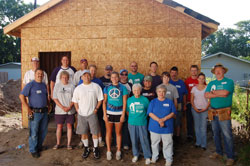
[31,107,48,113]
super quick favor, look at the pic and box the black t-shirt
[141,88,156,101]
[151,75,162,91]
[99,76,111,87]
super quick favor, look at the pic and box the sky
[24,0,250,29]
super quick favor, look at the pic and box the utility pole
[34,0,37,9]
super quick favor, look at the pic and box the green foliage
[231,85,248,124]
[238,143,250,165]
[0,0,33,64]
[202,20,250,57]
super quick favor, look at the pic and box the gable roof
[4,0,219,38]
[0,62,21,68]
[202,52,250,64]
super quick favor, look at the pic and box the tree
[0,0,33,64]
[202,20,250,57]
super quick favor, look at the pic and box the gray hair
[156,84,167,92]
[60,71,69,79]
[132,83,142,91]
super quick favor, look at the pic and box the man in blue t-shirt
[169,66,188,141]
[19,69,49,158]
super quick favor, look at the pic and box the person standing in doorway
[50,56,76,98]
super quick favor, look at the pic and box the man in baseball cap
[23,57,48,88]
[100,65,113,87]
[73,59,88,86]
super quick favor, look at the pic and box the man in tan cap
[205,63,234,166]
[23,57,48,89]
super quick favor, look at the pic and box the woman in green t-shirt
[127,84,151,165]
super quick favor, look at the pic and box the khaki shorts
[76,114,100,135]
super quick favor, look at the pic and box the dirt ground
[0,80,245,166]
[0,112,242,166]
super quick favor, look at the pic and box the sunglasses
[120,74,128,76]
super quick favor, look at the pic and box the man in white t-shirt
[23,57,49,89]
[72,70,103,159]
[73,59,88,86]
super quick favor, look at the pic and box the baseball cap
[31,57,39,62]
[120,69,128,74]
[144,75,153,82]
[82,70,90,75]
[105,65,113,71]
[80,59,88,63]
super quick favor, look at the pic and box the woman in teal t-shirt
[103,72,128,161]
[127,84,151,165]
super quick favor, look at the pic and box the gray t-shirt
[53,82,76,115]
[163,83,179,101]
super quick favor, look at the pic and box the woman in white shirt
[191,73,210,150]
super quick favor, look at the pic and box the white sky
[24,0,250,29]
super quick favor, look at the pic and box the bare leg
[67,123,72,146]
[105,121,113,152]
[56,124,63,145]
[115,122,123,151]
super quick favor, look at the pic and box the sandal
[67,145,73,150]
[53,144,60,150]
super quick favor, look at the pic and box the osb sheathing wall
[20,0,201,127]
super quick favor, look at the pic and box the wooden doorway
[39,52,71,80]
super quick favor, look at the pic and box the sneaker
[226,159,234,166]
[165,161,172,166]
[93,147,100,159]
[132,156,138,163]
[116,151,121,160]
[145,158,151,165]
[82,147,90,158]
[99,141,105,147]
[209,152,223,159]
[151,158,157,163]
[31,152,40,158]
[107,151,112,160]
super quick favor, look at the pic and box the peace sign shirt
[104,83,128,115]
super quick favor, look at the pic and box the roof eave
[3,0,64,37]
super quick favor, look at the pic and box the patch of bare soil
[0,79,21,116]
[0,121,239,166]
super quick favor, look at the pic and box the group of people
[19,56,235,166]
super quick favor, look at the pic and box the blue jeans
[211,116,234,159]
[29,112,48,153]
[186,103,194,137]
[128,124,151,158]
[191,108,208,148]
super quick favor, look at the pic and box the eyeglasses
[131,65,137,67]
[120,74,128,76]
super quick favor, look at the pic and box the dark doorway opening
[39,51,71,80]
